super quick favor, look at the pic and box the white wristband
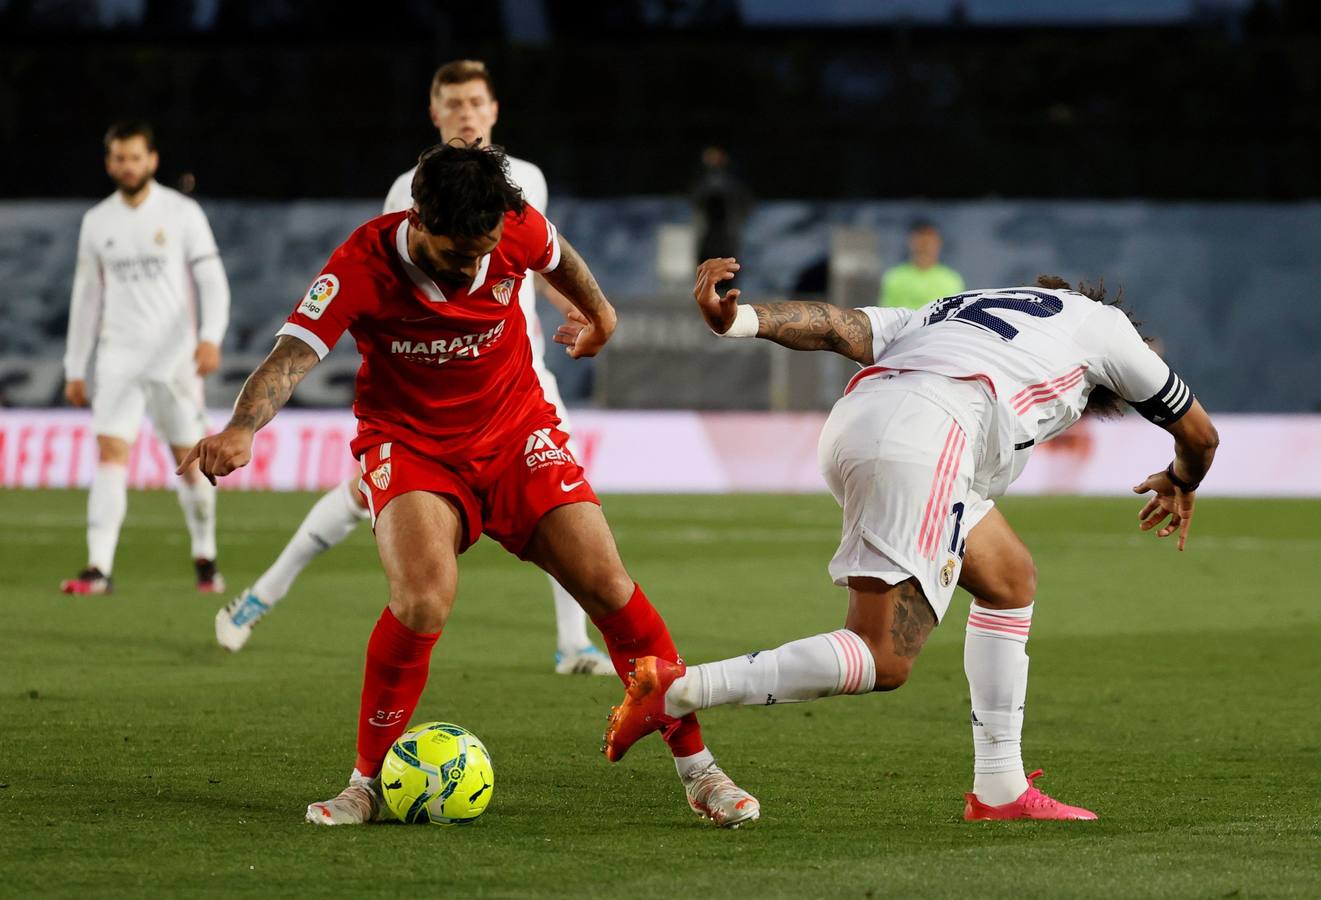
[715,304,758,338]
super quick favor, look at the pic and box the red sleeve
[276,248,369,359]
[515,204,561,274]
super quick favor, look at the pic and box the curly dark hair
[1035,274,1149,420]
[410,140,526,239]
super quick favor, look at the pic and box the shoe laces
[1021,769,1059,809]
[685,762,739,799]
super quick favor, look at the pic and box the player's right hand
[177,427,253,485]
[694,258,741,333]
[64,379,88,407]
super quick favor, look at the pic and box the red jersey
[278,208,563,466]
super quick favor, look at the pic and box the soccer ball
[380,722,494,825]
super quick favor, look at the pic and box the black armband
[1165,462,1201,493]
[1130,370,1194,426]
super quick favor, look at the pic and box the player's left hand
[1132,469,1196,551]
[553,308,614,359]
[195,341,222,376]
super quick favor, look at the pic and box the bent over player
[62,120,230,595]
[601,259,1219,821]
[215,60,611,676]
[181,144,758,827]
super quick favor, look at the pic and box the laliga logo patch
[369,461,392,491]
[492,277,516,306]
[940,557,957,588]
[298,273,340,320]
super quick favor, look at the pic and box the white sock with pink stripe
[663,630,875,718]
[965,602,1033,806]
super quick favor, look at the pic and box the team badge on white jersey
[492,277,516,306]
[298,274,340,320]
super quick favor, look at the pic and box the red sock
[353,606,441,777]
[592,583,704,758]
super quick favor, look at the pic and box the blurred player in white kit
[215,61,611,675]
[604,261,1221,822]
[61,121,231,595]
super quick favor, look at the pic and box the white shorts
[818,371,995,622]
[92,367,208,446]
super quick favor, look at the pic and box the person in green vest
[879,219,964,309]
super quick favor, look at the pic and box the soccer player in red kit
[178,142,758,827]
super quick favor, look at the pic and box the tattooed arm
[176,335,320,483]
[539,234,617,359]
[693,257,876,365]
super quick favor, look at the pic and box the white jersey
[384,155,550,362]
[856,286,1194,497]
[64,181,230,381]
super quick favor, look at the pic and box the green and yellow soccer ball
[380,722,494,825]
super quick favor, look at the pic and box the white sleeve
[383,171,413,214]
[64,214,103,380]
[860,305,915,365]
[186,203,230,345]
[1093,305,1194,425]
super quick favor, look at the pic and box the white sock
[87,462,128,574]
[550,575,592,655]
[252,480,367,605]
[665,630,875,718]
[176,477,217,560]
[965,602,1033,806]
[674,747,715,782]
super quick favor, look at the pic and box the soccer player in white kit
[61,121,231,595]
[602,259,1220,821]
[215,61,612,675]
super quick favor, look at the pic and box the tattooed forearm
[542,235,613,323]
[227,335,319,433]
[890,580,937,659]
[751,302,875,364]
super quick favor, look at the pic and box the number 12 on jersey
[925,289,1064,342]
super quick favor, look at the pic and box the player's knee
[870,653,914,692]
[567,565,634,619]
[977,556,1037,610]
[388,576,454,633]
[96,436,130,465]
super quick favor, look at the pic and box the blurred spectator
[691,146,752,261]
[879,219,964,309]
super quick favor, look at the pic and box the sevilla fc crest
[492,278,516,306]
[369,462,392,491]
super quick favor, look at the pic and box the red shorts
[355,425,599,557]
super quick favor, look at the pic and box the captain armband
[714,304,759,338]
[1130,370,1195,426]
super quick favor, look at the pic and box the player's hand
[64,379,88,407]
[694,258,741,333]
[1132,469,1196,551]
[195,341,222,376]
[554,307,615,359]
[177,426,253,485]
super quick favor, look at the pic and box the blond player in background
[215,61,611,676]
[61,120,230,595]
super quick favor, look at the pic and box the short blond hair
[430,60,496,99]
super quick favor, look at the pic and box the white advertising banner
[0,409,1318,497]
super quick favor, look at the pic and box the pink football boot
[964,769,1098,821]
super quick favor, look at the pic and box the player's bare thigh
[522,502,634,619]
[958,506,1036,610]
[96,434,131,465]
[845,576,938,691]
[373,491,464,633]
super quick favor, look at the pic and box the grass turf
[1,489,1318,898]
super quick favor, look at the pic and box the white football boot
[305,773,381,826]
[683,762,761,828]
[554,644,614,675]
[215,589,271,652]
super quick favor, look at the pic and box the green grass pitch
[2,489,1318,898]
